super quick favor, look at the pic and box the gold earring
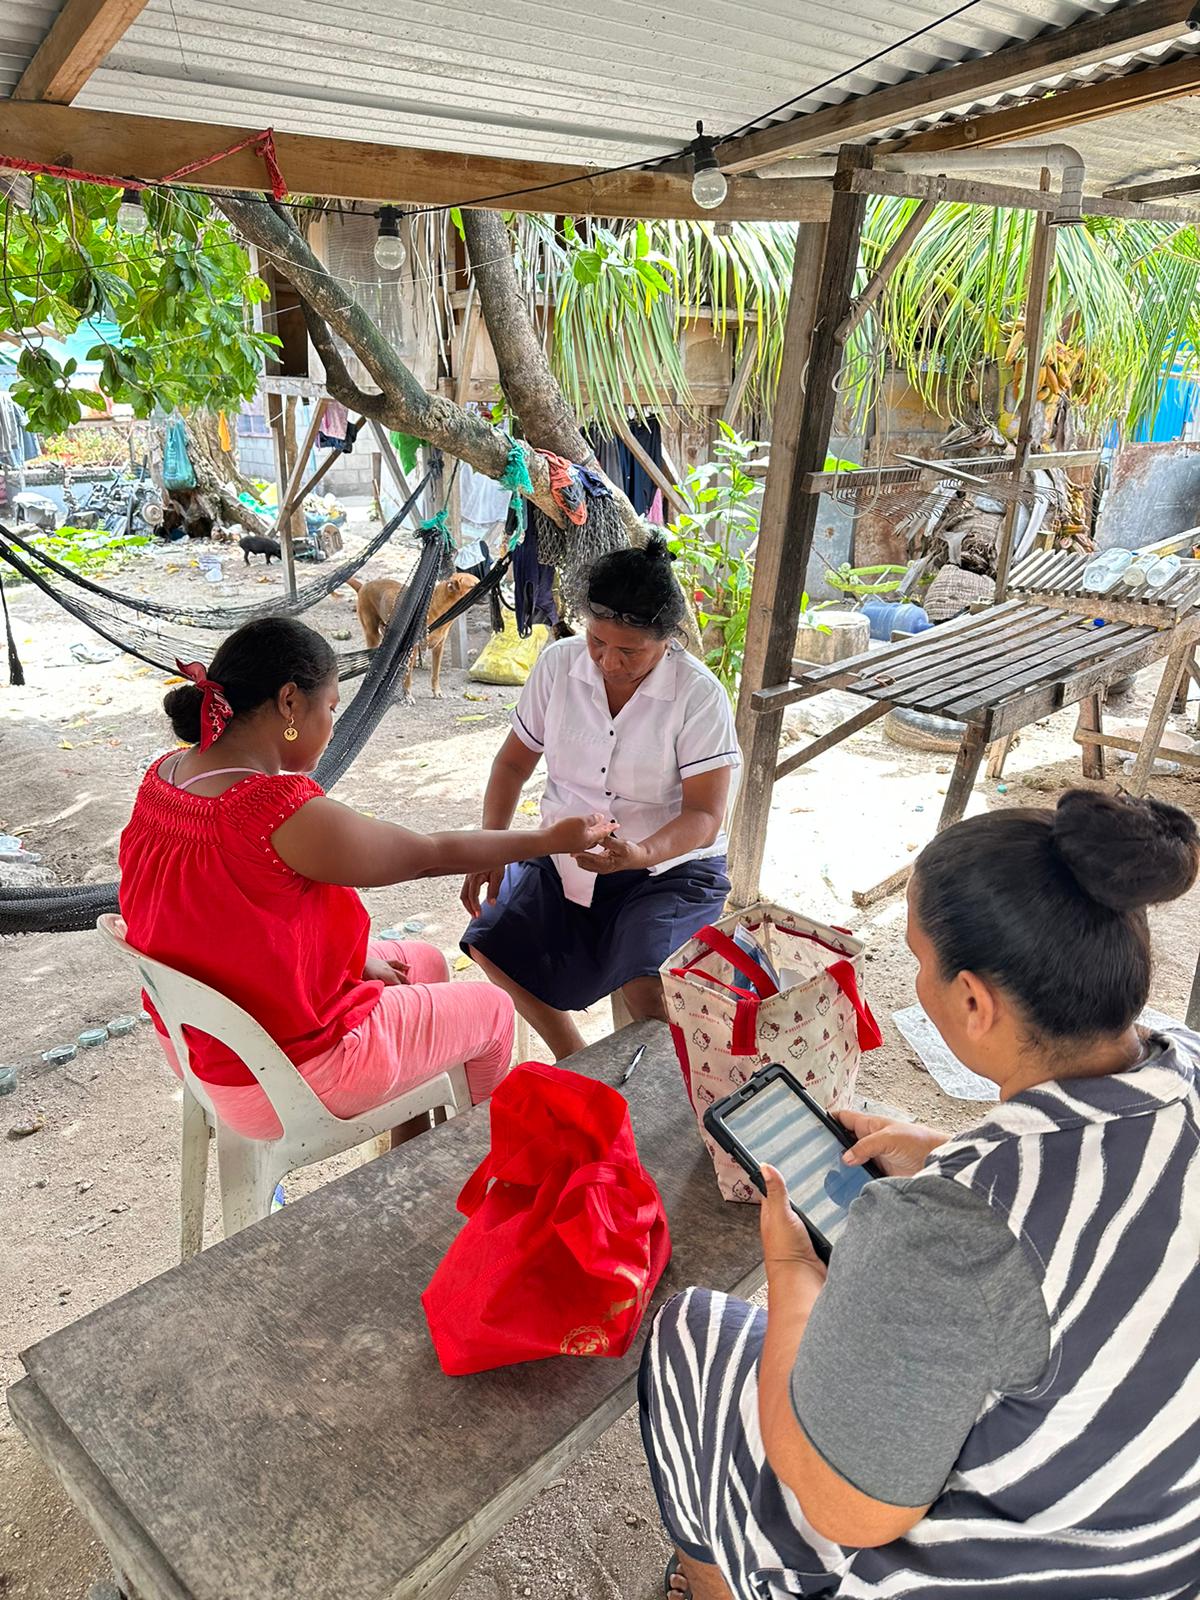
[283,716,299,743]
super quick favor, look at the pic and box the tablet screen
[723,1077,873,1248]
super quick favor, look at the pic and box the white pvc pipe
[878,144,1086,225]
[765,143,1086,224]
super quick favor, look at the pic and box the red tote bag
[422,1062,672,1376]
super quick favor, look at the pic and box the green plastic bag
[163,420,197,492]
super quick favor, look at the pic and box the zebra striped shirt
[842,1029,1200,1600]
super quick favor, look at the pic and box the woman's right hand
[461,867,504,918]
[544,813,616,856]
[835,1110,949,1177]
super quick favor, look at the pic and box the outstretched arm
[462,730,542,915]
[272,794,607,888]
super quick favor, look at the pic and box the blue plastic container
[862,597,933,642]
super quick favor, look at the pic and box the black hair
[163,617,337,745]
[585,533,687,639]
[914,789,1200,1040]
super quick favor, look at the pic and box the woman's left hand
[760,1164,826,1283]
[364,955,410,986]
[572,834,650,874]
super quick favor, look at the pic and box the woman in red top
[118,616,609,1140]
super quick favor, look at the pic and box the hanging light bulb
[373,205,406,271]
[117,186,148,235]
[690,122,727,211]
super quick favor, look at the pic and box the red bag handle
[669,924,780,998]
[827,958,883,1051]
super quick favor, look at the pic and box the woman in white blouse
[462,535,741,1060]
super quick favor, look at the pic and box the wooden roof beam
[12,0,151,105]
[886,51,1200,154]
[708,0,1200,173]
[0,100,832,221]
[1105,168,1200,201]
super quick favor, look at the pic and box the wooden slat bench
[8,1021,762,1600]
[753,597,1200,897]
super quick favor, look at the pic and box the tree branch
[295,295,386,420]
[461,208,591,461]
[214,191,560,516]
[461,209,646,543]
[216,194,651,550]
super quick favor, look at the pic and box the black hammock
[0,533,514,936]
[0,468,434,630]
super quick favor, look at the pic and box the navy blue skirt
[462,854,730,1011]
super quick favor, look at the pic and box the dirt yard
[3,519,1200,1599]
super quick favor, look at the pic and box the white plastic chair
[97,915,468,1258]
[515,988,634,1060]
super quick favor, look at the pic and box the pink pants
[159,939,514,1140]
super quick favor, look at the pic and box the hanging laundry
[583,419,665,516]
[512,513,558,637]
[539,450,587,526]
[647,489,665,525]
[322,400,349,437]
[0,392,25,469]
[217,411,234,453]
[627,415,664,516]
[459,462,513,528]
[319,399,360,454]
[576,464,613,501]
[585,428,625,494]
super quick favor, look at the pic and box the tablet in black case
[704,1064,883,1262]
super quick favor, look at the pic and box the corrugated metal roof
[61,0,1119,165]
[0,1,60,97]
[9,0,1200,197]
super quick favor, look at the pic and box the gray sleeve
[789,1174,1050,1507]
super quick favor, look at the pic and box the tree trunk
[190,411,262,501]
[214,195,645,541]
[460,209,593,465]
[183,414,271,535]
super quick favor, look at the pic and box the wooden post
[1077,693,1106,778]
[836,197,935,343]
[1127,631,1193,795]
[272,399,324,538]
[1187,948,1200,1032]
[728,145,872,908]
[994,177,1057,599]
[367,417,419,510]
[722,340,757,428]
[267,394,315,602]
[937,720,989,829]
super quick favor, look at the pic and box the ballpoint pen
[621,1043,646,1085]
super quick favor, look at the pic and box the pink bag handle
[669,924,780,998]
[827,958,883,1051]
[667,929,765,1057]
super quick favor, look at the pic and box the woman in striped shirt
[641,787,1200,1600]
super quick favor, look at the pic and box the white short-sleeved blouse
[511,636,741,905]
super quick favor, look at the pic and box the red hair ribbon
[175,659,233,751]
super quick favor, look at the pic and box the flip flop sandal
[664,1554,690,1598]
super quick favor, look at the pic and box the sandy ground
[3,520,1200,1599]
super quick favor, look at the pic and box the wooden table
[8,1022,762,1600]
[754,597,1200,903]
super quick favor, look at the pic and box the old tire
[883,707,966,753]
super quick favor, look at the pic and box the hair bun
[644,532,674,563]
[163,682,204,745]
[1052,789,1200,912]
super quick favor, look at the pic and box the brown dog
[347,572,479,701]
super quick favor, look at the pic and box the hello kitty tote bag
[661,903,882,1201]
